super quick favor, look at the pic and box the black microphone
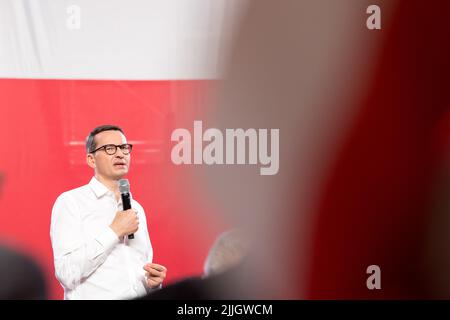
[118,179,134,239]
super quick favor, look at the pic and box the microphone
[118,179,134,239]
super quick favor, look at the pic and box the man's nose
[115,148,126,158]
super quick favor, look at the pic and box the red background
[0,79,225,299]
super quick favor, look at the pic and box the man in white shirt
[50,125,167,300]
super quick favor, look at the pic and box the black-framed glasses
[90,144,133,155]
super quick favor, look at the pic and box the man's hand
[143,263,167,289]
[109,209,139,239]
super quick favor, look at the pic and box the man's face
[87,130,131,180]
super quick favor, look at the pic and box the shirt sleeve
[50,193,120,291]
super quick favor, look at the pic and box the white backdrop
[0,0,246,80]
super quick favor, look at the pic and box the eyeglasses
[90,144,133,155]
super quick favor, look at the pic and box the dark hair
[86,124,124,153]
[0,244,48,299]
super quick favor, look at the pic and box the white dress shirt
[50,177,153,300]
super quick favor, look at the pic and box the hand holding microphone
[110,179,138,239]
[110,209,139,239]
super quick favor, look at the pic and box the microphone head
[118,179,130,194]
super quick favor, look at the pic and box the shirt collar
[89,176,112,199]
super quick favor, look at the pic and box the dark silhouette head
[0,245,47,299]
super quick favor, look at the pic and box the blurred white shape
[0,0,248,80]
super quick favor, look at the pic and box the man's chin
[112,169,128,179]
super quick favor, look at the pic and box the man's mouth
[114,163,127,167]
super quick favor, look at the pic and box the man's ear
[87,153,96,169]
